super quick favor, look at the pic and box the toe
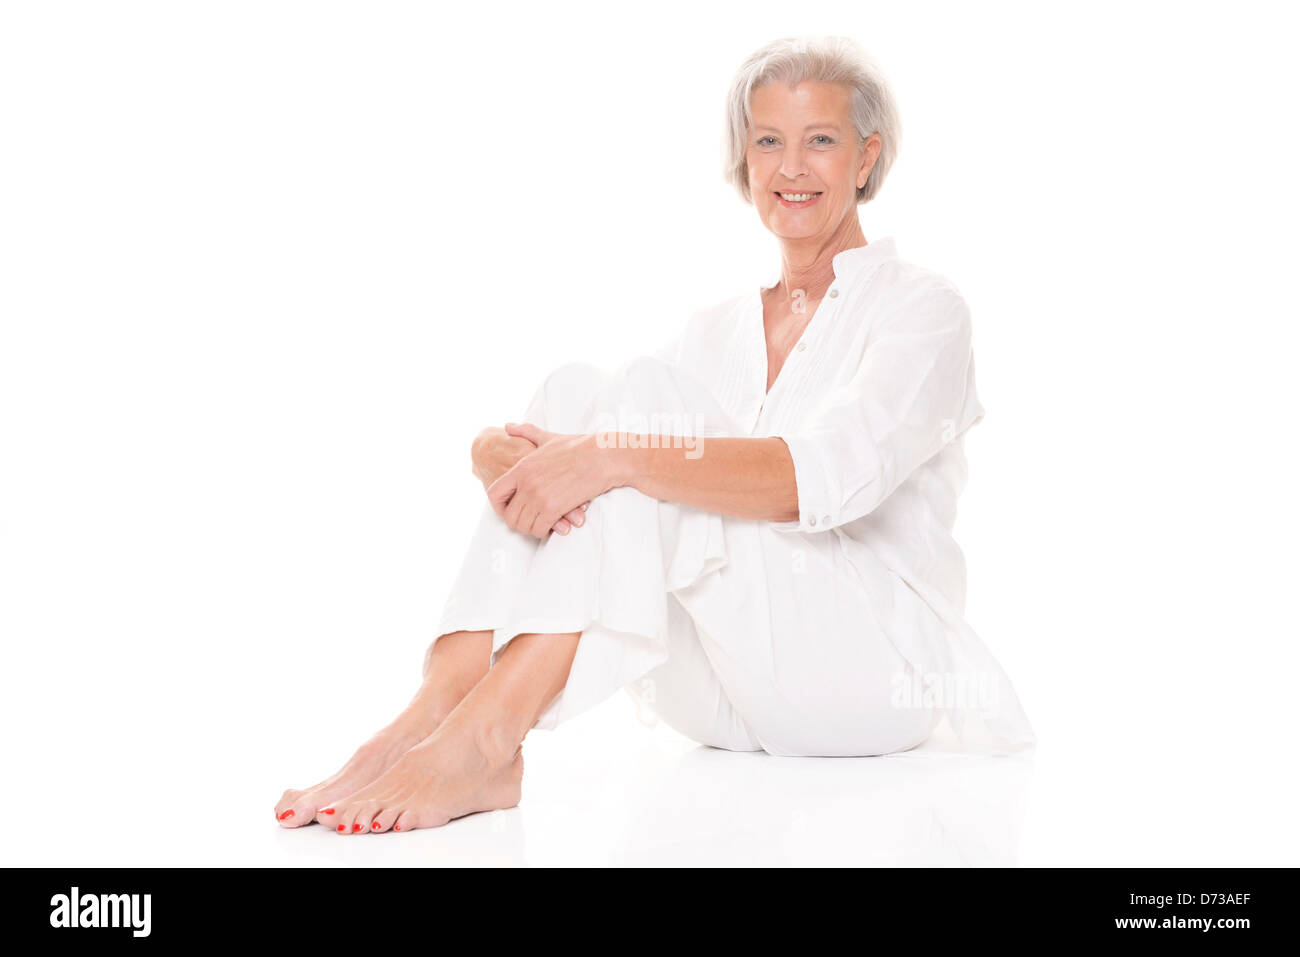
[276,793,321,828]
[393,809,415,833]
[274,789,302,823]
[333,803,359,835]
[371,807,401,833]
[353,803,379,834]
[340,800,376,835]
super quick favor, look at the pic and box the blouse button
[808,516,818,527]
[828,288,839,298]
[797,342,807,352]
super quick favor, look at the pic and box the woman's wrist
[588,431,636,493]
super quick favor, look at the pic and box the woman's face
[745,81,880,243]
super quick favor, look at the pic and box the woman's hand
[486,422,613,539]
[471,427,534,489]
[472,426,588,535]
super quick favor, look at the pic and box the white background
[2,0,1297,866]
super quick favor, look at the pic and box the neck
[774,215,868,299]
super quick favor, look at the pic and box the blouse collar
[758,236,898,293]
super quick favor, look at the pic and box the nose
[779,142,808,181]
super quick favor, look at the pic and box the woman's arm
[602,432,798,522]
[491,283,977,539]
[488,423,798,538]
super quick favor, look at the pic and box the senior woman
[275,35,1035,834]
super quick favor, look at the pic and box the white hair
[723,36,902,204]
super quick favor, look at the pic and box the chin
[763,215,823,241]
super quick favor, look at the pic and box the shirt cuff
[771,432,840,533]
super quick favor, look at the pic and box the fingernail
[372,821,381,830]
[352,823,362,832]
[320,808,335,815]
[277,809,294,821]
[573,516,584,526]
[337,824,346,832]
[581,503,589,511]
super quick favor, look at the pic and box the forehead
[749,81,852,127]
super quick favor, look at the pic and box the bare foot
[274,708,442,828]
[276,632,493,828]
[321,728,523,834]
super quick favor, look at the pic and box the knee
[540,361,609,400]
[617,354,679,382]
[612,355,702,405]
[525,362,611,433]
[590,355,733,439]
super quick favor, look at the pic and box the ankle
[406,677,474,729]
[377,705,441,753]
[467,717,524,770]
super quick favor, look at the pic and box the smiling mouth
[775,191,823,207]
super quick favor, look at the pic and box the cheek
[814,153,854,191]
[747,151,778,187]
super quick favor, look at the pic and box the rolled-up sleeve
[770,289,983,533]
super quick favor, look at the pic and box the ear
[857,132,883,191]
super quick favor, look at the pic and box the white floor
[9,683,1293,868]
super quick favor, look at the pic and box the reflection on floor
[273,696,1035,868]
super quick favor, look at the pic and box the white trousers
[434,357,941,757]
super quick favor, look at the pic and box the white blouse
[654,237,1036,754]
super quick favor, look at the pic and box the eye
[811,134,836,146]
[755,135,779,148]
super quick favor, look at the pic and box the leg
[326,631,580,833]
[326,590,779,833]
[276,362,614,826]
[322,358,765,832]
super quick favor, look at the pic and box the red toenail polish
[372,821,381,830]
[320,808,335,815]
[277,809,294,820]
[337,825,345,832]
[352,823,362,832]
[394,825,401,831]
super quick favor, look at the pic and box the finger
[505,422,549,444]
[561,507,585,529]
[552,518,571,535]
[496,426,538,452]
[504,491,526,531]
[520,504,545,539]
[534,503,565,540]
[487,474,517,519]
